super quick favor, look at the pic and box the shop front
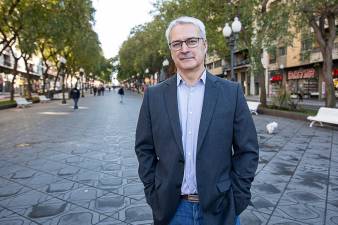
[269,71,283,96]
[287,68,318,99]
[333,68,338,97]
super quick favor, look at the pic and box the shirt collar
[176,69,206,87]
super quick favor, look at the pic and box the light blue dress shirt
[177,70,206,195]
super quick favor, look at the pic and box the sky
[93,0,155,59]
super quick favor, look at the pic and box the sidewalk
[246,95,338,110]
[0,91,337,224]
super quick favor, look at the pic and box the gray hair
[165,16,206,44]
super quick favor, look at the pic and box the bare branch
[309,16,325,48]
[327,12,336,45]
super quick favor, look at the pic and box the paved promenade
[0,90,337,225]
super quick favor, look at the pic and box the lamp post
[160,59,169,83]
[79,68,85,97]
[223,17,242,82]
[59,56,67,104]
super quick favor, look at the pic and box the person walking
[70,84,80,110]
[93,86,97,96]
[135,16,259,225]
[118,86,124,103]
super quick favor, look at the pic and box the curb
[257,107,308,121]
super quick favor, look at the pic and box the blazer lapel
[197,73,219,154]
[164,76,184,157]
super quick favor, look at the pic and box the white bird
[266,121,278,134]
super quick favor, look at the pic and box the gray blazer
[135,72,259,225]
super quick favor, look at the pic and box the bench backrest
[317,107,338,118]
[15,98,29,103]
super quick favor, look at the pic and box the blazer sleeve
[135,89,158,199]
[231,83,259,215]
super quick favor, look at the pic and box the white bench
[307,107,338,127]
[15,97,33,108]
[38,95,51,103]
[247,101,260,115]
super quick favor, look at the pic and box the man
[70,84,80,109]
[135,16,259,225]
[118,86,124,103]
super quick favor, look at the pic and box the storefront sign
[270,75,282,82]
[288,68,315,80]
[333,68,338,78]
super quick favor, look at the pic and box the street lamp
[223,17,242,81]
[59,56,67,104]
[79,68,84,97]
[89,72,93,94]
[160,59,169,82]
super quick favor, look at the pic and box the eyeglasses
[169,37,203,51]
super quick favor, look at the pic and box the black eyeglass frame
[169,37,204,51]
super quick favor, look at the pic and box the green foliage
[0,100,16,106]
[0,0,110,86]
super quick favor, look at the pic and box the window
[269,47,276,64]
[3,54,11,67]
[29,63,34,72]
[301,37,312,51]
[214,60,222,68]
[300,34,313,62]
[278,47,286,56]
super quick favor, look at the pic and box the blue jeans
[169,200,240,225]
[73,98,79,109]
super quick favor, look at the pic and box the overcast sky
[93,0,154,59]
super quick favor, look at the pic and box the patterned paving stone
[113,200,153,225]
[0,189,53,215]
[35,201,106,225]
[54,186,107,209]
[0,178,32,202]
[0,92,337,225]
[90,193,132,216]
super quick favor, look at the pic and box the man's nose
[180,42,190,52]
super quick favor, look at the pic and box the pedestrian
[93,86,97,96]
[98,86,101,96]
[70,84,80,110]
[118,86,124,103]
[135,16,259,225]
[101,85,105,96]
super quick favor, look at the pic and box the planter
[258,107,308,121]
[0,103,17,110]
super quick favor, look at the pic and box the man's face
[169,23,207,74]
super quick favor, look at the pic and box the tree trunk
[23,59,33,98]
[53,68,61,92]
[10,59,19,101]
[42,64,50,95]
[258,70,267,107]
[322,47,336,107]
[251,49,267,107]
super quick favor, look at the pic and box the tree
[288,0,337,107]
[0,0,21,55]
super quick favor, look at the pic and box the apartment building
[268,29,338,99]
[205,29,338,99]
[206,49,259,96]
[0,43,78,96]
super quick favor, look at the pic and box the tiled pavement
[0,90,337,225]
